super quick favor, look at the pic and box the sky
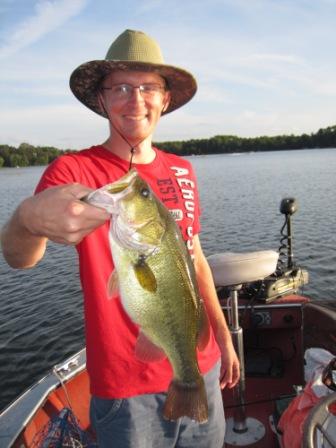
[1,0,336,149]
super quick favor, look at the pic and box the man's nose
[128,87,145,102]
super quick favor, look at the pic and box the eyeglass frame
[100,82,168,100]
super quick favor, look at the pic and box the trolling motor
[279,197,297,269]
[246,197,309,303]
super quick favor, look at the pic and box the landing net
[30,407,97,448]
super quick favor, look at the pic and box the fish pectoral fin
[107,270,119,299]
[197,300,211,352]
[134,260,157,292]
[135,330,166,363]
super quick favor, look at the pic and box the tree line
[154,124,336,156]
[0,143,74,168]
[1,124,335,168]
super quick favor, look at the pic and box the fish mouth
[85,170,138,214]
[86,170,163,252]
[107,170,138,195]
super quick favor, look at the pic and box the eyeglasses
[101,83,166,100]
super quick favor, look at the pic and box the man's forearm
[1,201,47,269]
[193,234,240,388]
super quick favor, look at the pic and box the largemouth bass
[86,169,210,422]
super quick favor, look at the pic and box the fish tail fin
[163,377,208,423]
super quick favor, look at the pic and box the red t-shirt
[36,145,220,398]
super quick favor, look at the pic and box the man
[1,30,239,447]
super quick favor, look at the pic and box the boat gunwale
[0,349,86,448]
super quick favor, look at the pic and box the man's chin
[124,125,153,142]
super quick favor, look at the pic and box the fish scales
[85,169,209,422]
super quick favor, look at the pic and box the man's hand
[1,183,111,268]
[20,183,111,245]
[218,338,240,390]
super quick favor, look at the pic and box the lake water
[0,148,335,412]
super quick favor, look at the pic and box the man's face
[100,70,171,144]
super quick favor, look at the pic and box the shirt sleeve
[35,155,81,194]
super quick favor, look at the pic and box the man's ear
[162,92,171,113]
[97,91,107,116]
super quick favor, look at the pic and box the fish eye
[140,187,150,198]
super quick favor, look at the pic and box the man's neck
[102,134,156,164]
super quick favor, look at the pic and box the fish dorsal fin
[107,270,119,299]
[134,256,157,292]
[197,300,210,352]
[135,330,166,363]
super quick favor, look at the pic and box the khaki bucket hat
[69,29,197,117]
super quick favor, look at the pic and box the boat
[0,198,335,448]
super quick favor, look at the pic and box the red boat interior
[221,294,309,448]
[12,293,336,448]
[12,367,91,447]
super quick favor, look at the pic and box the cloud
[136,0,165,13]
[1,0,335,148]
[0,84,67,97]
[0,0,88,60]
[243,53,303,65]
[0,103,107,149]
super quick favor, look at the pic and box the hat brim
[69,60,197,117]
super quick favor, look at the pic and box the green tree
[9,153,29,167]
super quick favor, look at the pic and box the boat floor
[222,367,298,447]
[224,399,281,447]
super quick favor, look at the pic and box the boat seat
[208,250,279,287]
